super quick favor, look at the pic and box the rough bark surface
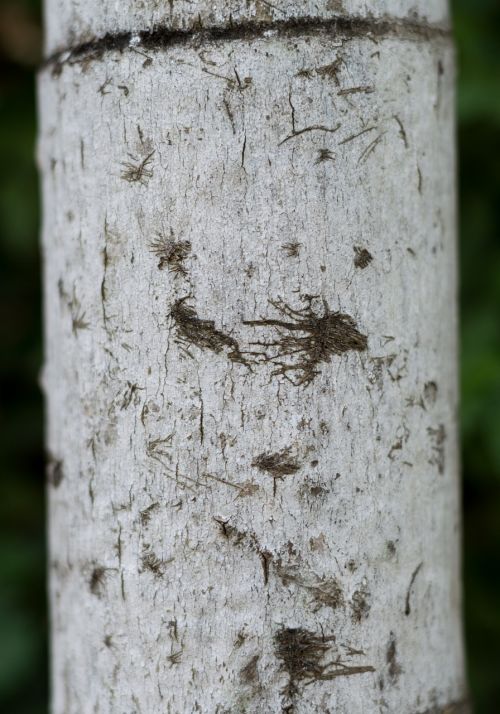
[39,1,466,712]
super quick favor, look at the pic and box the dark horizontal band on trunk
[43,14,451,72]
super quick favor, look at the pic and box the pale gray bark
[39,1,467,712]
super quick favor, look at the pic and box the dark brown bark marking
[277,565,345,611]
[120,150,154,185]
[240,655,259,684]
[89,566,107,596]
[213,518,272,586]
[427,424,446,474]
[252,447,301,477]
[171,297,249,365]
[297,57,344,82]
[424,380,438,405]
[140,545,174,577]
[274,627,374,706]
[282,241,301,257]
[140,502,159,526]
[315,148,335,164]
[150,233,191,275]
[386,632,402,683]
[353,246,373,268]
[252,447,301,495]
[351,586,371,622]
[47,455,64,487]
[244,296,367,386]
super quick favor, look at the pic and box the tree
[39,1,468,711]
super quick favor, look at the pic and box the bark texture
[39,1,467,712]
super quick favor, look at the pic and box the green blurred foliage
[0,0,498,711]
[0,0,46,711]
[454,1,500,710]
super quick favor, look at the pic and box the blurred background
[0,0,499,712]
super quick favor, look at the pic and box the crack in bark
[405,561,423,616]
[279,123,341,146]
[43,15,451,73]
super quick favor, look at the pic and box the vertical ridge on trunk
[39,1,467,711]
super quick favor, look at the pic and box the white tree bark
[39,1,467,712]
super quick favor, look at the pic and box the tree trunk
[39,1,467,712]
